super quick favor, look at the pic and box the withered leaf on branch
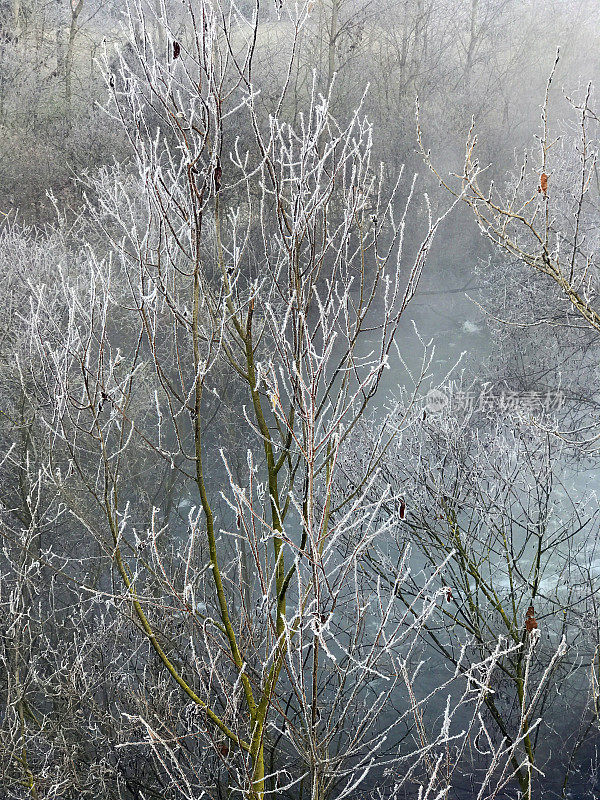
[214,159,222,193]
[525,605,538,632]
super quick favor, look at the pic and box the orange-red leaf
[525,605,538,632]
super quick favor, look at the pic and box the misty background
[2,1,600,799]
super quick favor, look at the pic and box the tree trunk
[327,0,340,88]
[65,0,84,113]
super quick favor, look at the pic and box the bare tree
[410,62,600,796]
[354,388,600,798]
[1,0,498,797]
